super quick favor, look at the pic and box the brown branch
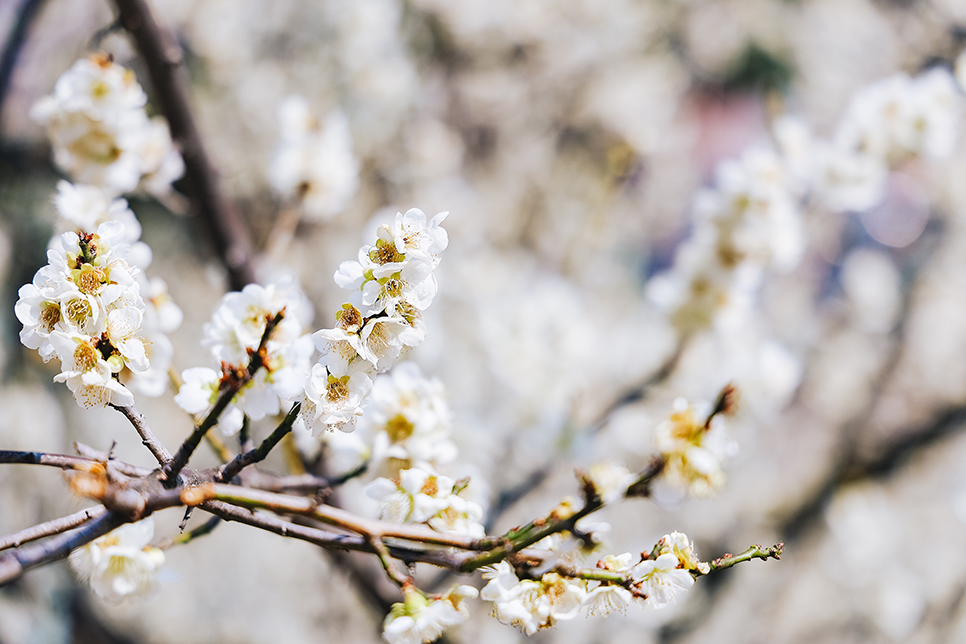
[0,506,106,552]
[109,404,172,464]
[72,444,154,478]
[210,484,495,550]
[217,402,300,483]
[0,450,125,473]
[0,0,44,128]
[198,500,467,569]
[162,311,284,484]
[111,0,255,289]
[0,511,125,586]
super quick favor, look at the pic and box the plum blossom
[302,209,448,433]
[655,397,738,497]
[269,96,359,220]
[16,221,147,407]
[382,585,477,644]
[365,467,484,537]
[481,561,586,634]
[31,54,183,197]
[69,517,165,602]
[301,359,373,433]
[631,553,694,608]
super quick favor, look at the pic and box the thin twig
[368,535,410,588]
[72,444,154,478]
[0,506,106,552]
[0,511,125,586]
[0,450,123,473]
[217,402,301,483]
[210,484,495,551]
[157,515,222,549]
[111,0,256,290]
[162,311,284,484]
[247,461,367,494]
[698,542,784,575]
[485,342,685,532]
[110,404,172,464]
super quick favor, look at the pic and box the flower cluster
[365,467,485,538]
[175,280,314,434]
[50,180,184,398]
[382,585,477,644]
[31,54,184,197]
[649,66,963,337]
[481,531,702,634]
[69,518,165,603]
[16,221,148,407]
[648,147,805,335]
[779,68,962,213]
[654,397,738,497]
[481,562,587,635]
[269,95,360,220]
[301,208,448,433]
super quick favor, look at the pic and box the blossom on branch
[481,561,587,635]
[365,467,484,537]
[69,517,166,603]
[383,585,477,644]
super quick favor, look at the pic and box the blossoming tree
[5,0,966,643]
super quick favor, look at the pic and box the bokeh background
[3,0,966,642]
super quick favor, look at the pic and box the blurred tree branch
[110,0,256,290]
[0,0,44,131]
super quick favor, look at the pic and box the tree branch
[0,511,125,586]
[162,311,284,484]
[0,0,44,129]
[0,505,106,552]
[110,404,172,464]
[217,402,300,483]
[110,0,256,289]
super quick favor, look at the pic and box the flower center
[39,302,62,332]
[384,413,414,443]
[326,375,349,403]
[64,298,93,325]
[73,339,100,372]
[74,264,106,295]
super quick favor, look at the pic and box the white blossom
[382,585,476,644]
[584,461,634,504]
[360,362,457,475]
[365,467,484,537]
[655,398,738,497]
[481,561,586,634]
[70,517,165,603]
[301,359,373,433]
[31,55,183,197]
[269,96,359,220]
[631,553,694,608]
